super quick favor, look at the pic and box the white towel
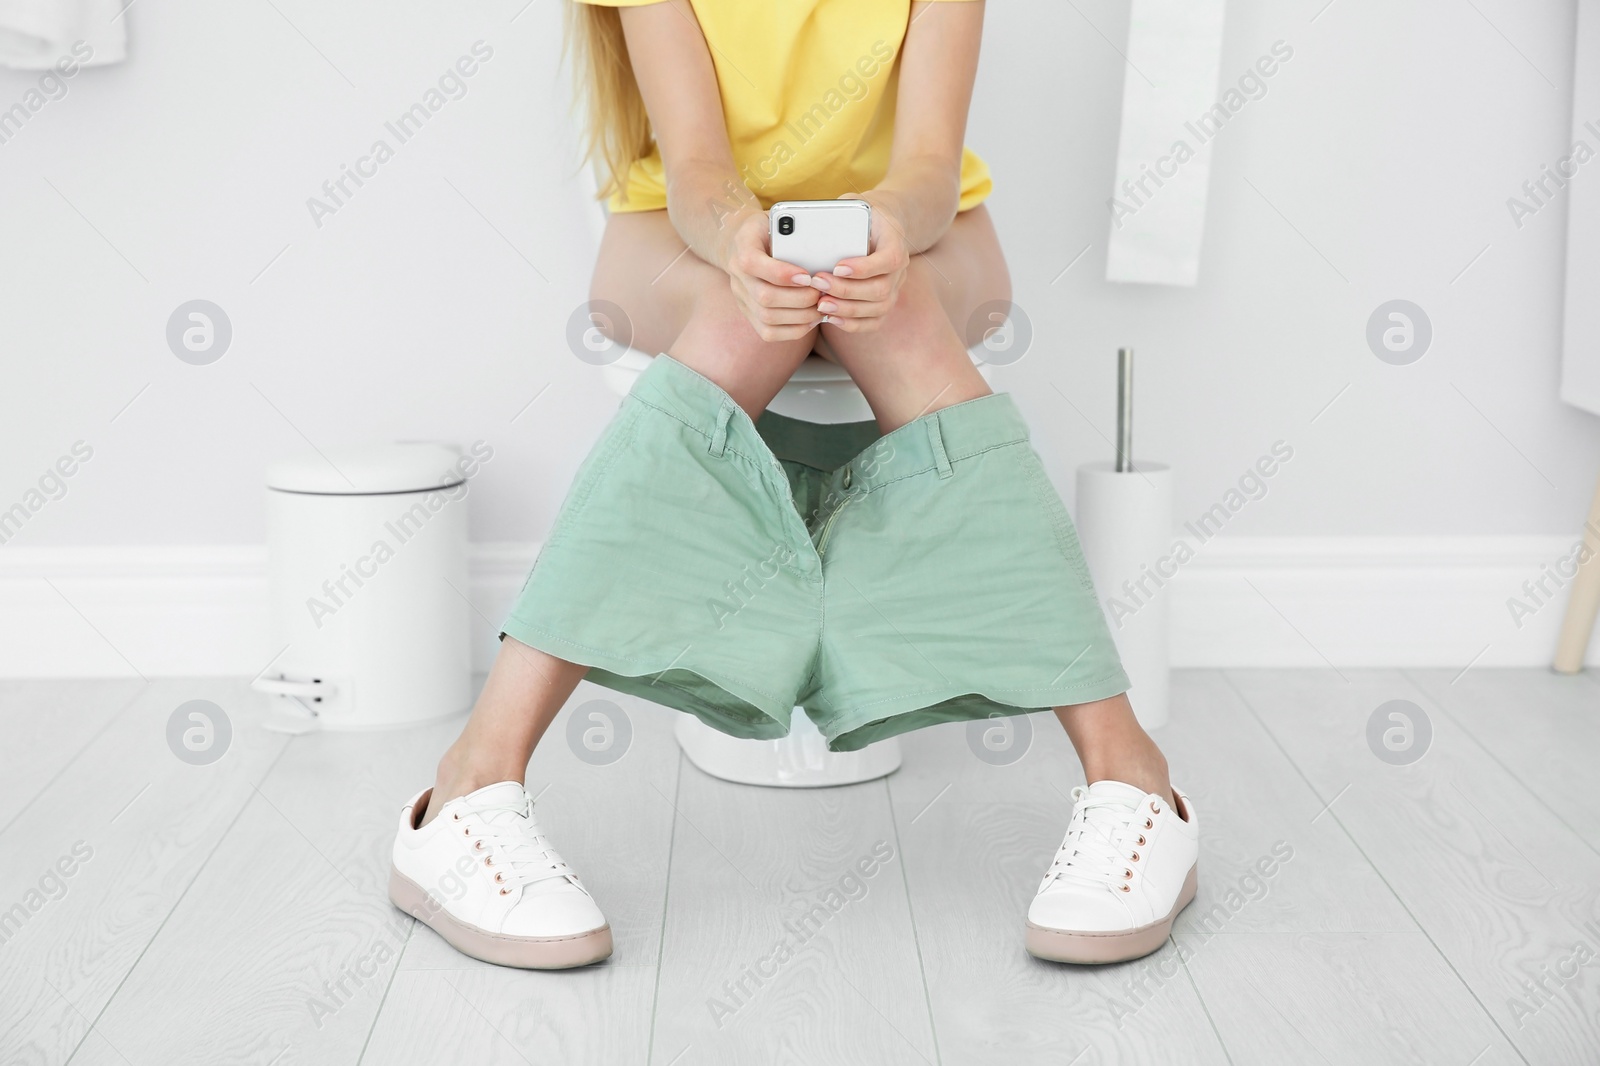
[1105,0,1229,287]
[0,0,126,70]
[1563,0,1600,417]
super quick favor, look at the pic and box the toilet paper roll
[1104,0,1229,286]
[1075,461,1173,729]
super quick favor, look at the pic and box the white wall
[2,0,1598,673]
[984,0,1598,537]
[1,1,607,549]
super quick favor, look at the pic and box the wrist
[713,206,764,273]
[857,188,902,223]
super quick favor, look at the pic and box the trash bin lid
[266,442,465,495]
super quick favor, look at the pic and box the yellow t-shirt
[577,0,992,213]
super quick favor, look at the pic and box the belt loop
[927,412,954,479]
[709,400,735,458]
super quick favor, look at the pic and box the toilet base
[674,710,901,787]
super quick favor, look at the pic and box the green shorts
[502,354,1129,752]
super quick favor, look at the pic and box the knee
[669,296,815,411]
[684,292,816,365]
[835,271,963,358]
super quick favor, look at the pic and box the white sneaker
[389,782,612,969]
[1026,780,1199,964]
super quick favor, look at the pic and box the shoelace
[1043,786,1149,893]
[451,795,579,896]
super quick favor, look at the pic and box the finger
[751,281,822,310]
[831,245,905,280]
[816,296,892,320]
[737,245,815,287]
[754,321,821,343]
[809,274,891,302]
[749,304,825,327]
[819,314,882,335]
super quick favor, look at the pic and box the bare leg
[817,205,1006,432]
[822,207,1176,799]
[1054,695,1174,805]
[423,211,815,821]
[422,638,587,826]
[593,209,819,418]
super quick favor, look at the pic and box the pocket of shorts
[1013,446,1100,598]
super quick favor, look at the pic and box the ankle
[1080,741,1173,806]
[421,742,524,827]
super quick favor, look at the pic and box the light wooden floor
[2,668,1598,1065]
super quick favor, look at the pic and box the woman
[388,0,1198,970]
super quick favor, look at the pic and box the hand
[719,210,822,343]
[809,192,911,334]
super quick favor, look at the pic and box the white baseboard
[1166,536,1596,671]
[0,537,1593,678]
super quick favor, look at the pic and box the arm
[619,2,821,341]
[866,0,984,252]
[820,0,985,332]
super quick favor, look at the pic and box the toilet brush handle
[1116,347,1134,472]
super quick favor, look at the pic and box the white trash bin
[255,442,473,732]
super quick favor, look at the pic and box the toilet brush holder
[1072,348,1172,730]
[1075,461,1173,730]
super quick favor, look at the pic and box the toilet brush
[1074,348,1174,729]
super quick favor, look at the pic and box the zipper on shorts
[815,493,854,557]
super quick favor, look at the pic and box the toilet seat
[601,347,883,424]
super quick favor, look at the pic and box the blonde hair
[565,4,653,203]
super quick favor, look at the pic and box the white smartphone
[769,199,871,276]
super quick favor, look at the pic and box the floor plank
[1225,668,1600,1064]
[1181,932,1521,1065]
[0,680,289,1066]
[1405,668,1600,853]
[0,679,146,837]
[363,683,680,1066]
[886,711,1230,1066]
[647,751,936,1065]
[75,708,463,1066]
[1159,670,1414,935]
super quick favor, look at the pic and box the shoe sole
[388,866,613,970]
[1025,863,1198,965]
